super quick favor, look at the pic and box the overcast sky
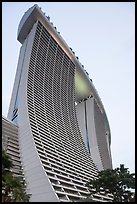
[2,2,135,173]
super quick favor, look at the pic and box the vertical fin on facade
[84,100,91,154]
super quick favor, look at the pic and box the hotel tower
[7,4,112,202]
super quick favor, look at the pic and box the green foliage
[2,150,30,202]
[2,150,13,171]
[78,195,97,202]
[86,164,135,202]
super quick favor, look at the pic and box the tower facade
[76,97,112,171]
[7,4,112,202]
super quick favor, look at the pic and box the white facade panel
[86,98,103,170]
[76,98,103,171]
[76,102,86,146]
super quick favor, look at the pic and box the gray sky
[2,2,135,173]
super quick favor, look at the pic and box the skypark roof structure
[17,4,111,144]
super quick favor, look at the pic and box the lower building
[2,116,23,178]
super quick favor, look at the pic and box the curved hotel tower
[7,4,112,202]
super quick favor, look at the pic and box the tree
[78,195,97,202]
[86,164,135,202]
[2,150,13,172]
[2,150,30,202]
